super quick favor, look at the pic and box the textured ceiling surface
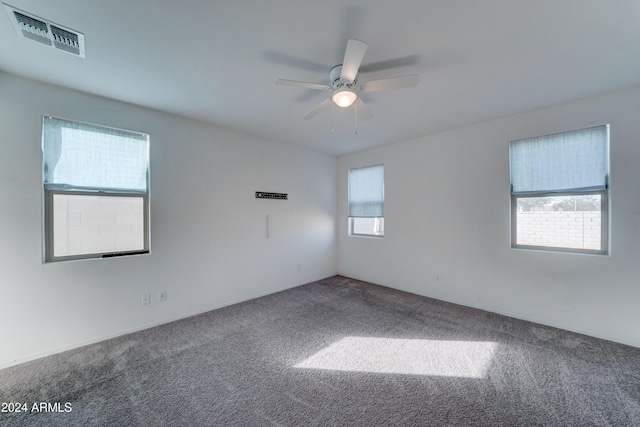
[2,0,640,156]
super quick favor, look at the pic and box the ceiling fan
[276,39,419,121]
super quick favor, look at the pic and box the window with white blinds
[42,117,150,262]
[348,164,384,237]
[509,125,608,254]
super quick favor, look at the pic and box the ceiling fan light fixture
[332,89,357,108]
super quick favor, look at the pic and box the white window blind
[510,125,608,195]
[43,117,149,192]
[349,164,384,218]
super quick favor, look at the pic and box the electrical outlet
[159,290,167,302]
[142,294,151,305]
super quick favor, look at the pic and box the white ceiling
[2,0,640,156]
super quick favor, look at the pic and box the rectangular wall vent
[3,3,85,58]
[255,192,288,200]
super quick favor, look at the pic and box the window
[509,125,608,254]
[348,164,384,237]
[42,117,150,262]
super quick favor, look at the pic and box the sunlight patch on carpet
[294,337,497,378]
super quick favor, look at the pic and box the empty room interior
[1,1,640,425]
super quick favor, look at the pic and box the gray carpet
[1,275,639,426]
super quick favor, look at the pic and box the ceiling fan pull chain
[354,101,358,135]
[331,100,335,133]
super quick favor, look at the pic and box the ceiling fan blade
[354,98,373,121]
[276,79,330,91]
[303,98,332,120]
[359,55,420,73]
[340,39,368,83]
[264,51,327,72]
[359,74,419,93]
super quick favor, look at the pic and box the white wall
[3,70,639,369]
[338,85,640,348]
[0,72,337,368]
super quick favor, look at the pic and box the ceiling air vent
[3,3,85,58]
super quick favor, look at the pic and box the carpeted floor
[1,275,639,426]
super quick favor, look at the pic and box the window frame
[348,216,385,238]
[41,116,150,263]
[510,190,608,255]
[44,189,150,262]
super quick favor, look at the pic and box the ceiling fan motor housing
[330,65,356,89]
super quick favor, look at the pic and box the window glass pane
[53,193,145,257]
[515,195,601,251]
[350,217,384,237]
